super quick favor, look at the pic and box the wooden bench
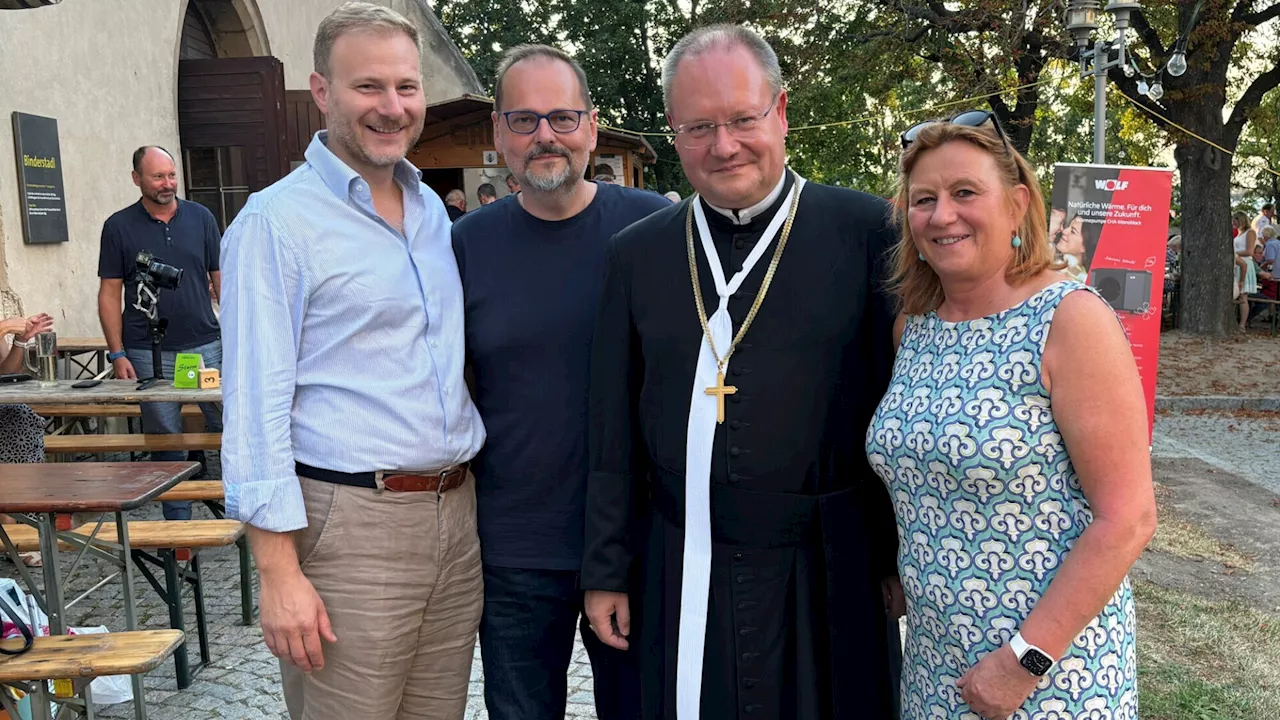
[151,481,256,631]
[0,520,244,689]
[0,630,184,682]
[29,404,204,419]
[1250,297,1279,336]
[44,432,221,455]
[155,480,224,503]
[0,520,242,552]
[0,630,183,720]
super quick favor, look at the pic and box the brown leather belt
[379,466,469,493]
[296,462,470,493]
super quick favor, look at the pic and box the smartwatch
[1009,632,1056,676]
[107,350,127,362]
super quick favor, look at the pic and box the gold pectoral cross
[705,371,738,424]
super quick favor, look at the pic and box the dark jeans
[479,565,641,720]
[126,339,223,520]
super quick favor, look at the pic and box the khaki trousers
[281,475,482,720]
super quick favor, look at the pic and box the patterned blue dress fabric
[866,281,1137,720]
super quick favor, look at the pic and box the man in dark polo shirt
[452,45,668,720]
[97,145,223,521]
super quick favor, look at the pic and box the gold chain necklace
[687,179,802,422]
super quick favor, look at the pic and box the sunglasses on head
[900,110,1011,152]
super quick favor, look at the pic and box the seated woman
[0,312,54,567]
[866,112,1157,720]
[1249,235,1278,325]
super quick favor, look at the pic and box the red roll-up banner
[1050,163,1175,438]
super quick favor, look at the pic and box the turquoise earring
[918,252,925,261]
[1011,234,1023,248]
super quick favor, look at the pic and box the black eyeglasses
[900,110,1011,152]
[502,109,589,135]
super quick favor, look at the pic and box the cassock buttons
[734,238,747,250]
[729,446,741,457]
[729,394,742,404]
[729,420,742,430]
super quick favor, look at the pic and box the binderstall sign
[11,111,69,244]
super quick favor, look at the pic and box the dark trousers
[479,565,641,720]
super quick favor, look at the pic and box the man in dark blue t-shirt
[452,46,669,720]
[98,146,223,520]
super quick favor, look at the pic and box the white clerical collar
[703,170,789,225]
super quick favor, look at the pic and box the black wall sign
[12,112,69,244]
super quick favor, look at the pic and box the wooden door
[178,57,289,193]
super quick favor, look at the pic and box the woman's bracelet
[11,338,32,348]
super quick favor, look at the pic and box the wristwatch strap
[107,350,127,362]
[1010,632,1057,675]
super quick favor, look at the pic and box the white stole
[677,174,805,719]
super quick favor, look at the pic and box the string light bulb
[1167,51,1187,77]
[1148,81,1164,100]
[1137,79,1149,95]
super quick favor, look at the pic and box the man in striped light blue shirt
[219,4,485,718]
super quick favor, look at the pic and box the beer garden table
[0,379,220,405]
[0,462,199,720]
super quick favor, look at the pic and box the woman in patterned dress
[865,114,1157,720]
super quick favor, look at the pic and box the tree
[1100,0,1280,335]
[1231,89,1280,207]
[824,0,1277,336]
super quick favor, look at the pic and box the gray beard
[521,164,576,193]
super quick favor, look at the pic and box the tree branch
[1239,2,1280,25]
[847,24,931,46]
[1227,59,1280,144]
[1130,10,1167,57]
[895,1,985,34]
[1237,1,1280,25]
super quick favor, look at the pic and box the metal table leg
[28,681,52,720]
[115,512,147,720]
[38,514,66,637]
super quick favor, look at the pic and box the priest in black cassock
[582,23,902,720]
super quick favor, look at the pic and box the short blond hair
[314,2,420,79]
[889,122,1060,315]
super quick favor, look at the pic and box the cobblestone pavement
[2,465,600,719]
[1152,408,1279,495]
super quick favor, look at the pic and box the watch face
[1020,649,1054,676]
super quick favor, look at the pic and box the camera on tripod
[135,251,183,291]
[131,251,183,390]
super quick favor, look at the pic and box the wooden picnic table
[0,379,221,405]
[55,337,108,354]
[54,337,108,379]
[0,461,199,720]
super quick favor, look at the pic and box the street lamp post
[1066,0,1141,164]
